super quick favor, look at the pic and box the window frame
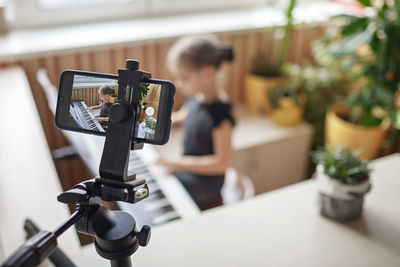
[150,0,267,14]
[7,0,267,29]
[7,0,147,28]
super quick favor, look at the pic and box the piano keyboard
[63,132,200,228]
[118,146,200,228]
[70,101,104,132]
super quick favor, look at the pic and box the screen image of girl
[88,85,115,128]
[157,35,235,211]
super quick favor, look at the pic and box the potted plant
[325,0,399,159]
[144,117,157,139]
[268,85,305,127]
[244,0,296,114]
[313,146,371,222]
[276,30,348,131]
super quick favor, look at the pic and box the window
[6,0,267,28]
[37,0,135,10]
[150,0,266,14]
[6,0,146,28]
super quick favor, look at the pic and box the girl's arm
[95,117,109,122]
[171,106,188,126]
[88,104,101,110]
[159,120,233,175]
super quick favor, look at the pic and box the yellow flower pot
[270,97,303,127]
[325,104,390,160]
[244,73,286,114]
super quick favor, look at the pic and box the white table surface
[0,67,81,261]
[75,154,400,267]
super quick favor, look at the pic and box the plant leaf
[341,17,369,37]
[330,29,373,56]
[357,0,372,7]
[346,92,363,107]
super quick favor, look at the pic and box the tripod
[1,60,153,267]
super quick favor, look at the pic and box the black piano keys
[70,101,104,132]
[118,151,181,227]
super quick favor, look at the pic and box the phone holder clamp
[99,60,151,183]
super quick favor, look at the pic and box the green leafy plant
[313,146,371,185]
[112,85,119,97]
[332,0,400,127]
[144,117,157,130]
[252,0,296,77]
[269,86,301,109]
[139,83,149,111]
[282,32,348,147]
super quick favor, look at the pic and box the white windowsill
[0,2,350,63]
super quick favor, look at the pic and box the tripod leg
[110,257,132,267]
[48,248,76,267]
[24,218,76,267]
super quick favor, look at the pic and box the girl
[158,35,235,210]
[89,85,114,125]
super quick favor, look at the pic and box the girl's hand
[95,117,108,122]
[156,157,183,174]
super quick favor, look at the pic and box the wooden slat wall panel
[1,25,323,153]
[71,87,101,106]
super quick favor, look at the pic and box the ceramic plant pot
[244,73,286,114]
[325,104,390,160]
[270,97,303,127]
[145,128,155,139]
[316,165,371,222]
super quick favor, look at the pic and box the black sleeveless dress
[174,98,235,208]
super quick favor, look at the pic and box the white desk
[76,154,400,267]
[0,67,80,261]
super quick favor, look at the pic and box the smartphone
[55,70,175,145]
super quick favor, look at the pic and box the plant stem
[279,0,296,68]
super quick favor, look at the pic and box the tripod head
[58,177,149,204]
[58,178,151,267]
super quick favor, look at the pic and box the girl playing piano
[89,85,115,125]
[158,35,235,210]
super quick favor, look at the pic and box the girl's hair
[167,35,234,70]
[99,85,115,96]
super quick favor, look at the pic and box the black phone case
[55,70,175,145]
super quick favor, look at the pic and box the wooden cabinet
[232,107,312,194]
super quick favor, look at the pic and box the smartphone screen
[56,70,174,145]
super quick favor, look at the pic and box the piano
[118,146,201,227]
[70,100,105,132]
[67,132,201,228]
